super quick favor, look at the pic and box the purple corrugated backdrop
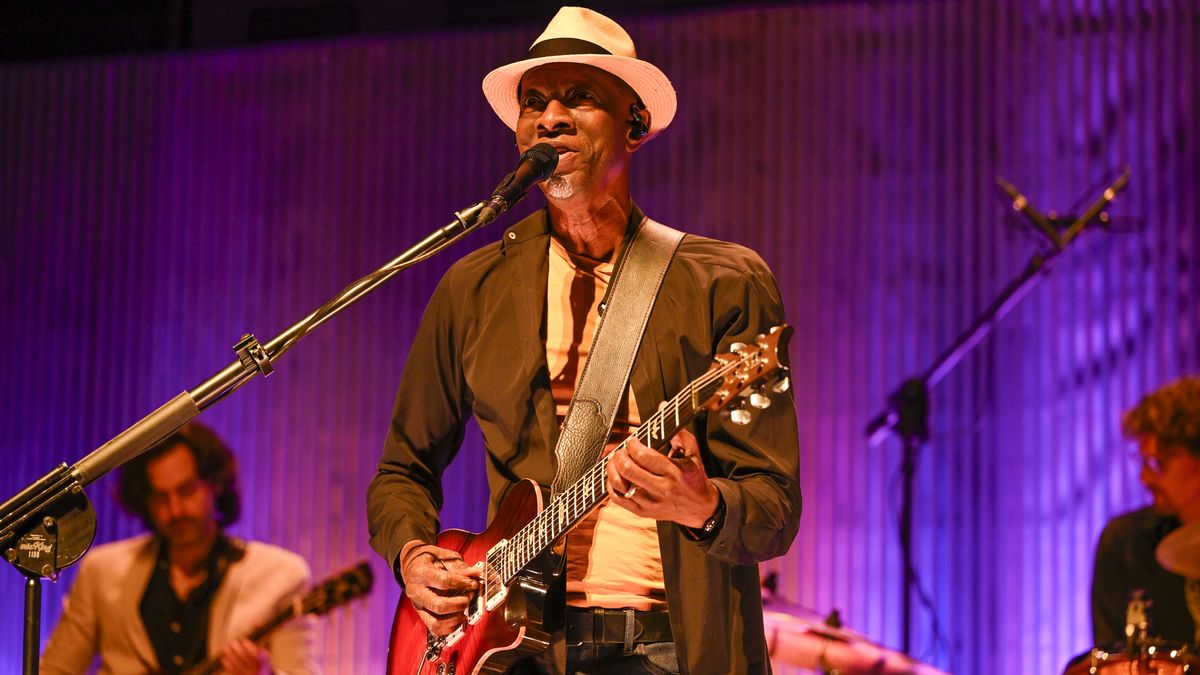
[2,1,1197,673]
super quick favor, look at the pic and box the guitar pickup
[477,543,510,614]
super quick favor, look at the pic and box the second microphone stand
[863,167,1131,656]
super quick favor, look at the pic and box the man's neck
[165,530,218,576]
[545,191,632,261]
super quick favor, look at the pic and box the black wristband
[687,491,726,542]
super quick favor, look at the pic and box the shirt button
[170,622,181,634]
[172,655,184,666]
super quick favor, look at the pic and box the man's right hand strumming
[399,543,483,636]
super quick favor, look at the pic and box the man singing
[368,7,801,673]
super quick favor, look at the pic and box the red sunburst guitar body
[387,480,557,675]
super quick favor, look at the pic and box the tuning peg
[720,398,754,425]
[771,376,790,394]
[749,391,771,409]
[730,342,747,354]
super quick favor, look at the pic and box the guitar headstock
[302,560,374,616]
[702,324,793,425]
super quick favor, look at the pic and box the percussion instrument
[763,601,948,674]
[1156,521,1200,578]
[1062,642,1198,675]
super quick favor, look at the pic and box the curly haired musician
[1091,376,1200,647]
[41,422,317,675]
[367,7,801,674]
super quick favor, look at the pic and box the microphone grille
[522,143,559,179]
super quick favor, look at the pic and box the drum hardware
[1063,591,1200,675]
[1125,589,1152,653]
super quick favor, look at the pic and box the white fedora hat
[482,6,677,140]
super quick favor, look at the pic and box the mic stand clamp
[235,334,275,377]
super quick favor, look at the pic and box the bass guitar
[387,325,792,675]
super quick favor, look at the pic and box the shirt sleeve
[260,552,319,675]
[679,247,803,566]
[40,559,102,674]
[366,270,471,579]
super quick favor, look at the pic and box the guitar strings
[485,350,762,586]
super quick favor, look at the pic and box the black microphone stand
[863,167,1131,656]
[0,199,496,675]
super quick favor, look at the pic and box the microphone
[997,167,1131,246]
[995,177,1060,245]
[476,143,559,227]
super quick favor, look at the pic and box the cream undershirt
[545,236,667,611]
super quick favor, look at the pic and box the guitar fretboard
[483,358,741,588]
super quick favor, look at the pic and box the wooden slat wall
[1,2,1196,672]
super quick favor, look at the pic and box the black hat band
[527,37,613,59]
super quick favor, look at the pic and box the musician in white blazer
[40,423,317,675]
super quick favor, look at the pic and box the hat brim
[482,54,677,140]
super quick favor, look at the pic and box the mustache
[165,516,202,529]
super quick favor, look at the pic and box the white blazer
[40,533,318,674]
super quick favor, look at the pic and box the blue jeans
[507,639,681,674]
[567,640,680,674]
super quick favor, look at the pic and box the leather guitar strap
[551,217,684,496]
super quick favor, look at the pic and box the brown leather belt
[565,607,674,645]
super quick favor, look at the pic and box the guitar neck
[178,561,371,675]
[488,368,729,585]
[182,606,297,675]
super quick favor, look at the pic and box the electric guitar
[182,560,374,675]
[387,325,793,675]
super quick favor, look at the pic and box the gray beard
[543,174,576,200]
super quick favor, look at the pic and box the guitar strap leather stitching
[550,217,684,496]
